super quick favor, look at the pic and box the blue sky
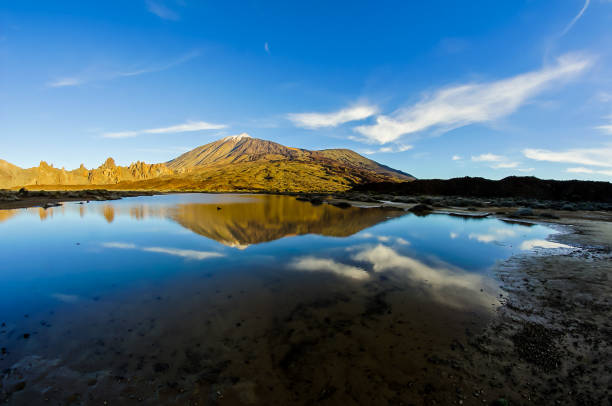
[1,1,612,180]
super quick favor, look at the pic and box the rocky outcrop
[0,158,173,188]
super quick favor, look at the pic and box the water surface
[0,194,566,404]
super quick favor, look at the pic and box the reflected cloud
[469,233,496,243]
[102,242,224,260]
[353,244,497,310]
[395,237,410,245]
[450,232,459,239]
[142,247,225,260]
[520,239,572,251]
[289,257,370,280]
[102,242,136,249]
[469,227,517,244]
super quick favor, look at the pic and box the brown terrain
[0,134,413,193]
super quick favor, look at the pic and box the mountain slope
[0,135,414,192]
[167,133,413,180]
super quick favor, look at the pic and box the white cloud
[491,162,519,169]
[147,0,179,21]
[524,146,612,167]
[452,155,462,161]
[48,77,84,88]
[264,42,270,54]
[560,0,590,37]
[288,105,378,129]
[518,167,535,172]
[289,257,370,280]
[566,167,612,176]
[102,120,227,138]
[472,153,504,162]
[354,54,593,144]
[449,232,459,239]
[472,153,519,170]
[362,144,413,154]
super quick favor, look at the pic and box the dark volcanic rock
[352,176,612,203]
[409,204,433,213]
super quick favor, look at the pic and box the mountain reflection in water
[169,195,405,247]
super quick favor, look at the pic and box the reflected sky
[0,194,566,320]
[0,194,575,403]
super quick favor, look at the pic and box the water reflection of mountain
[168,196,406,247]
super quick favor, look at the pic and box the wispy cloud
[47,50,200,88]
[362,144,413,154]
[48,77,84,88]
[595,115,612,134]
[102,120,227,138]
[452,155,462,161]
[560,0,590,37]
[354,53,593,144]
[524,146,612,167]
[566,167,612,176]
[288,105,378,129]
[264,42,270,54]
[146,0,179,21]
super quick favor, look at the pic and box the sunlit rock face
[0,158,173,188]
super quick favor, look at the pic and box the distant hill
[0,134,414,192]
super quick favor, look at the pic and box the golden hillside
[0,135,414,192]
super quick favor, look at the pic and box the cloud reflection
[102,242,224,260]
[352,244,496,309]
[520,239,572,251]
[289,257,370,280]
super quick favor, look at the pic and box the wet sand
[1,194,611,405]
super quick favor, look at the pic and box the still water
[0,194,568,404]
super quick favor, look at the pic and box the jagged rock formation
[0,158,172,188]
[0,134,413,192]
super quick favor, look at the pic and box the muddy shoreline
[1,190,610,404]
[0,189,159,210]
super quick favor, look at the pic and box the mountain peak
[221,133,251,142]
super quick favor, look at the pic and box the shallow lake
[0,194,569,404]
